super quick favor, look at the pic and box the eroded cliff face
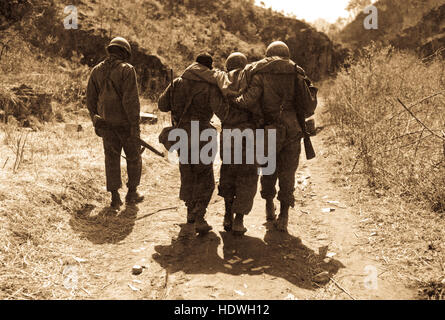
[58,27,170,99]
[391,4,445,57]
[3,0,347,100]
[339,0,445,58]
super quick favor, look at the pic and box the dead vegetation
[324,44,445,212]
[322,44,445,299]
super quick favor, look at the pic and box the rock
[10,84,53,122]
[132,265,143,275]
[313,271,330,284]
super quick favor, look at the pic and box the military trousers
[100,127,142,192]
[260,122,302,207]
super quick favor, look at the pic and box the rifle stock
[303,134,316,160]
[297,114,316,160]
[136,137,165,158]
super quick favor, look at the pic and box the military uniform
[158,60,226,232]
[235,42,309,231]
[182,54,263,234]
[86,37,143,207]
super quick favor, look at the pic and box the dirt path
[67,113,417,300]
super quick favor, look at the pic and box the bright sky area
[255,0,355,23]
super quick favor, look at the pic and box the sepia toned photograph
[0,0,444,305]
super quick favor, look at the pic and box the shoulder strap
[174,77,196,128]
[102,60,123,101]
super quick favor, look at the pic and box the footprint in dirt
[152,223,345,290]
[69,204,139,244]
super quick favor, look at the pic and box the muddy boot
[187,204,196,224]
[110,191,123,209]
[275,202,289,232]
[265,198,276,222]
[232,214,247,236]
[125,187,144,204]
[223,198,234,232]
[194,205,212,235]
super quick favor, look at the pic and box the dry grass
[321,44,445,299]
[0,118,163,299]
[323,44,445,212]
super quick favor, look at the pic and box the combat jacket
[86,57,141,130]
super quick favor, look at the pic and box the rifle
[135,136,165,158]
[94,115,165,158]
[294,75,316,160]
[296,113,316,160]
[170,69,175,125]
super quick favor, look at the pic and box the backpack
[295,68,318,118]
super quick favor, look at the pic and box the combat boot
[265,198,276,222]
[232,214,247,236]
[194,204,212,235]
[125,187,144,204]
[275,202,289,232]
[223,198,234,232]
[110,191,123,209]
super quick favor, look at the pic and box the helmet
[265,41,290,59]
[107,37,132,56]
[225,52,247,71]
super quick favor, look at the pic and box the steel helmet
[265,41,290,59]
[107,37,132,56]
[225,52,248,71]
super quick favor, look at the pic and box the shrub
[323,44,445,212]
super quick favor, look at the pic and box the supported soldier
[217,53,262,235]
[86,37,144,209]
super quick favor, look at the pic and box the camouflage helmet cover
[265,41,290,59]
[225,52,248,71]
[107,37,132,56]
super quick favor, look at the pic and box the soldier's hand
[93,115,107,130]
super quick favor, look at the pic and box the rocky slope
[2,0,346,90]
[339,0,445,57]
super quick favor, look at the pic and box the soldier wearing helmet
[86,37,144,209]
[234,41,311,232]
[217,52,263,235]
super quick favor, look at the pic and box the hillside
[339,0,445,56]
[1,0,346,110]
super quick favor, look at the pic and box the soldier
[234,41,310,232]
[86,37,144,209]
[158,53,226,235]
[217,52,262,235]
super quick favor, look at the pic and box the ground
[58,110,418,300]
[0,102,428,300]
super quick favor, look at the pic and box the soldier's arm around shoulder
[209,85,230,122]
[234,73,263,110]
[158,78,181,112]
[86,67,99,122]
[121,63,141,129]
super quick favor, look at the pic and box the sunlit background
[255,0,376,23]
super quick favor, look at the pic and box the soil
[67,111,417,300]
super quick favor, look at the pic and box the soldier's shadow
[152,223,345,290]
[69,204,139,244]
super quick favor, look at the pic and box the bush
[324,44,445,212]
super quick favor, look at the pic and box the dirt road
[67,113,416,300]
